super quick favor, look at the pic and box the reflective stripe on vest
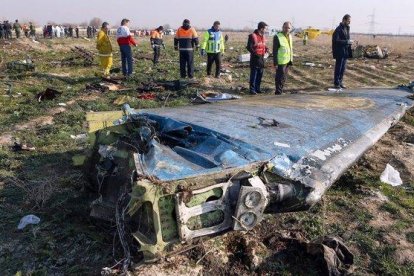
[277,32,293,65]
[206,30,222,53]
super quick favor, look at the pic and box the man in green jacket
[201,21,225,78]
[13,20,22,39]
[273,22,293,95]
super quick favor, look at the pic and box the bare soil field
[0,32,413,275]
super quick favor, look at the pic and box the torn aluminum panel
[85,87,413,261]
[238,53,270,63]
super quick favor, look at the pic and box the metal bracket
[233,176,269,231]
[175,181,234,241]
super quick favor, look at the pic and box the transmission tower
[368,9,379,34]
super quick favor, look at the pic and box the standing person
[246,22,268,94]
[47,24,53,38]
[0,23,4,39]
[201,21,225,78]
[116,19,137,78]
[13,20,22,38]
[174,19,199,79]
[68,26,73,37]
[23,24,29,37]
[332,14,353,89]
[87,26,92,38]
[97,22,113,77]
[273,22,293,95]
[150,26,165,65]
[5,21,12,39]
[75,26,79,38]
[29,22,36,39]
[303,32,308,45]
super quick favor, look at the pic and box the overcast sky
[2,0,414,34]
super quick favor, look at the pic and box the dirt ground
[0,32,413,275]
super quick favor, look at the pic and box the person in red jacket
[116,19,137,77]
[246,22,269,94]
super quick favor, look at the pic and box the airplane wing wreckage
[83,87,413,261]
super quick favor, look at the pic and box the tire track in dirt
[263,68,318,91]
[347,66,392,86]
[344,69,382,87]
[290,67,328,87]
[357,65,412,84]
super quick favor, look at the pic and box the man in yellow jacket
[96,22,113,77]
[201,21,225,78]
[273,22,293,95]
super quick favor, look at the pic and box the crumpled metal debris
[307,236,354,276]
[238,53,270,63]
[85,82,124,93]
[61,46,94,67]
[266,233,354,276]
[11,142,36,152]
[6,59,35,72]
[36,88,61,102]
[137,79,200,92]
[193,91,241,104]
[398,81,414,94]
[353,45,389,59]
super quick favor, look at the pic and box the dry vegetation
[0,32,413,275]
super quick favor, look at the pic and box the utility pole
[368,9,379,34]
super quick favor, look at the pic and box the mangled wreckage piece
[6,59,35,72]
[193,91,241,104]
[266,233,354,275]
[83,87,413,261]
[61,46,94,67]
[238,53,270,63]
[353,45,389,59]
[138,79,200,92]
[36,87,61,102]
[398,81,414,93]
[85,82,126,93]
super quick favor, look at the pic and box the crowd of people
[2,15,353,94]
[43,24,97,39]
[96,15,353,94]
[0,19,102,40]
[0,20,36,39]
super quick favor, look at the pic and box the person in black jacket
[332,14,353,89]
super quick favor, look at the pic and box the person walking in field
[246,22,269,94]
[96,22,113,78]
[174,19,199,79]
[13,20,22,38]
[201,21,225,78]
[150,26,165,65]
[29,22,36,39]
[273,22,293,95]
[332,14,353,89]
[116,19,137,78]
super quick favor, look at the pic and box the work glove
[174,46,178,51]
[151,44,155,49]
[200,49,206,56]
[162,44,166,50]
